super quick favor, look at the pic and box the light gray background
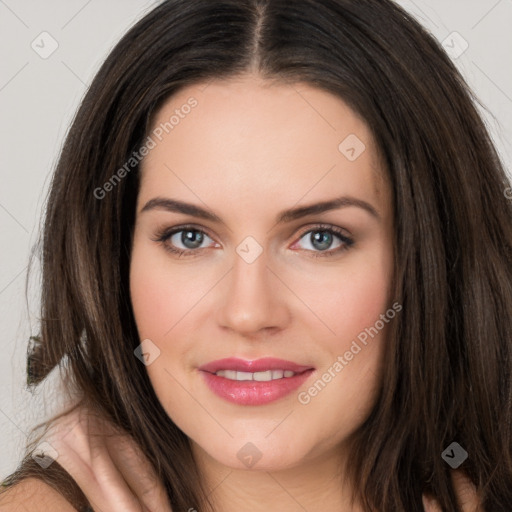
[1,0,511,480]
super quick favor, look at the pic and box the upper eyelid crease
[139,196,380,224]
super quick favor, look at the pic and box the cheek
[293,246,393,413]
[130,255,171,336]
[129,242,199,337]
[336,269,391,339]
[297,249,394,347]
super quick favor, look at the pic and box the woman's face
[130,74,395,473]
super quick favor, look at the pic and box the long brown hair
[2,0,512,510]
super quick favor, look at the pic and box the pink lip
[198,357,315,406]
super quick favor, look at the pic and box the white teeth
[253,370,272,381]
[215,369,297,381]
[236,371,253,380]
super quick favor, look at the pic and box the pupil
[312,231,332,251]
[182,230,203,249]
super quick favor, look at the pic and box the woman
[1,0,511,510]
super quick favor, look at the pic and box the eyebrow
[140,196,380,224]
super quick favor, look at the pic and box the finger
[87,431,146,512]
[86,410,172,511]
[451,470,480,512]
[422,492,443,511]
[46,408,145,512]
[54,425,144,512]
[106,433,173,512]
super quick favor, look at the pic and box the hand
[44,404,172,512]
[422,470,482,512]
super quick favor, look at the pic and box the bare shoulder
[0,477,78,511]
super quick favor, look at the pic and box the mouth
[198,357,315,406]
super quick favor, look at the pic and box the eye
[292,224,354,258]
[152,225,217,257]
[152,223,354,259]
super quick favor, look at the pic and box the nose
[216,247,290,337]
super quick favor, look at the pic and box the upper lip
[199,357,314,374]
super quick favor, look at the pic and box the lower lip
[200,369,315,405]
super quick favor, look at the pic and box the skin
[129,74,394,511]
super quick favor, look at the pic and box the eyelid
[291,223,354,257]
[294,222,352,239]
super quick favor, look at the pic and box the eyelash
[151,223,354,259]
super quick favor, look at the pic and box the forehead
[138,75,388,216]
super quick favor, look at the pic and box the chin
[195,435,314,472]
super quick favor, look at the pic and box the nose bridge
[216,239,289,334]
[230,242,271,311]
[232,241,267,294]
